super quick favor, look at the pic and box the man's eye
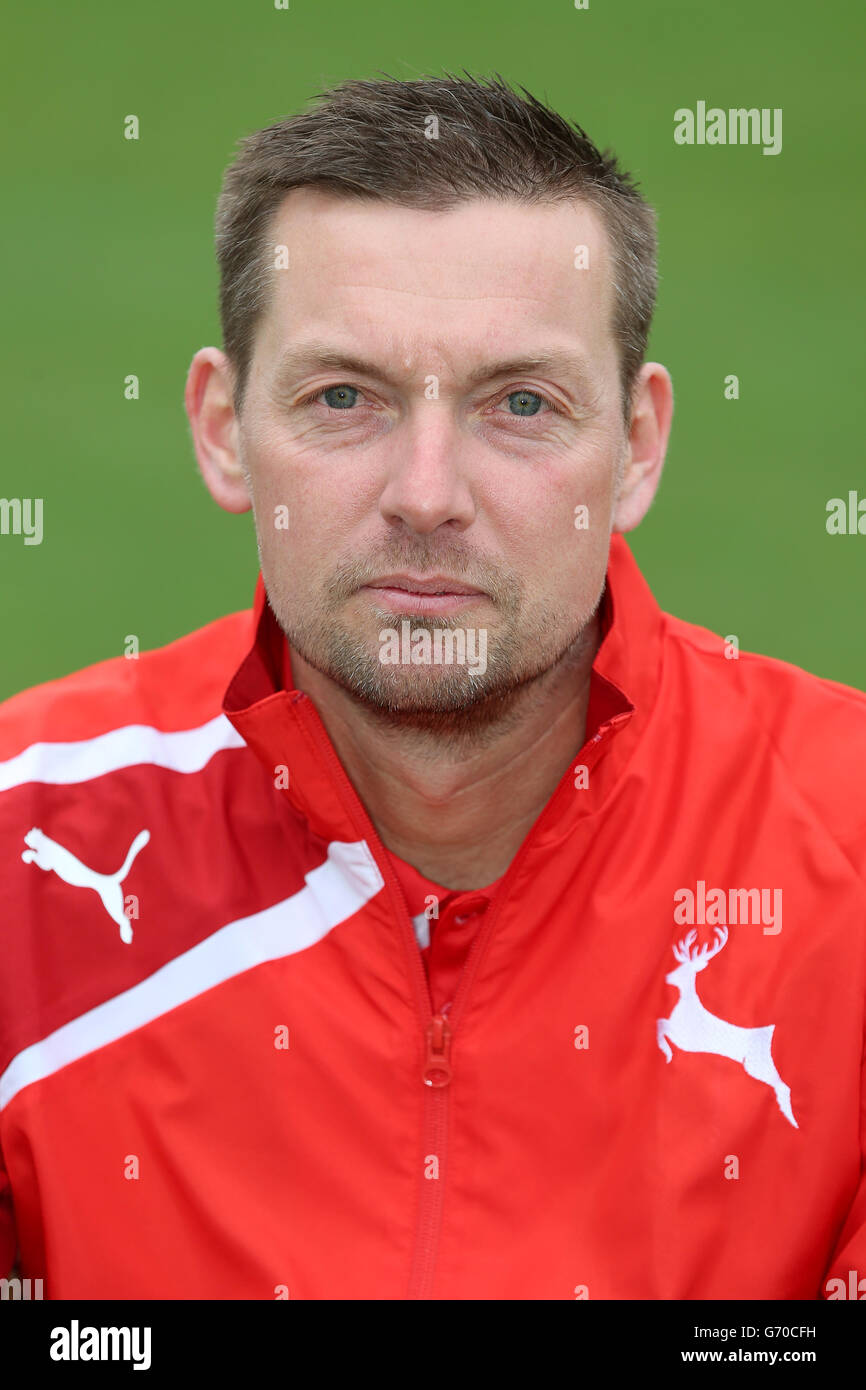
[300,383,559,418]
[318,384,360,409]
[497,389,554,418]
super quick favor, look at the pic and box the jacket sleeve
[0,1146,17,1277]
[820,1037,866,1299]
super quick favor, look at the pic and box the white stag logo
[656,926,797,1128]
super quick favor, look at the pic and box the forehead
[257,188,616,372]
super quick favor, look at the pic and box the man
[0,73,863,1301]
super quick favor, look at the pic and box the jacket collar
[222,534,665,847]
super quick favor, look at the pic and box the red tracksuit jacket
[1,535,864,1299]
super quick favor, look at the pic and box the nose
[378,405,477,535]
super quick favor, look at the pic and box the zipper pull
[423,1013,452,1087]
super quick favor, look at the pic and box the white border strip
[0,839,384,1112]
[0,714,246,791]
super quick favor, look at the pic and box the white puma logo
[21,826,150,945]
[656,925,798,1128]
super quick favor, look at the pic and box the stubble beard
[267,577,605,752]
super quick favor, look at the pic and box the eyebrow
[273,343,598,399]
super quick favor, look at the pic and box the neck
[289,612,601,891]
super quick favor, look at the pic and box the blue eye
[321,384,360,409]
[301,382,560,420]
[505,390,544,417]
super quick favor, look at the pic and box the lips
[365,574,483,596]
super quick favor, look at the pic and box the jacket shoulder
[0,604,253,761]
[664,612,866,872]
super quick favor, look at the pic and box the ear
[184,347,251,514]
[611,362,673,534]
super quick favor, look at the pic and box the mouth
[365,574,484,597]
[360,574,487,615]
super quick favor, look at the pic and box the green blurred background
[2,0,863,701]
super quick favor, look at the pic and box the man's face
[233,190,630,720]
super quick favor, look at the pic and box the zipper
[293,699,448,1296]
[406,710,632,1294]
[295,695,631,1299]
[443,710,633,1038]
[424,1013,452,1087]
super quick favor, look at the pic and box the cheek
[244,435,335,545]
[505,456,616,604]
[244,410,382,517]
[504,448,617,547]
[252,466,374,602]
